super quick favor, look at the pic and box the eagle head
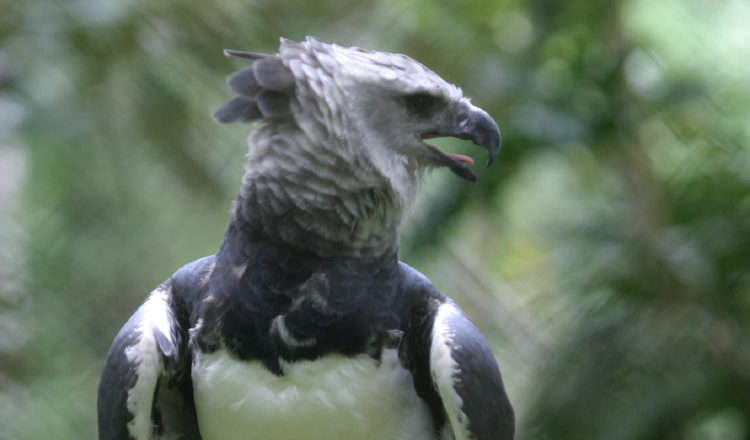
[214,37,501,254]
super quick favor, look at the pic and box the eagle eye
[400,93,442,118]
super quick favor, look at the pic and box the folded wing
[398,263,515,440]
[97,282,200,440]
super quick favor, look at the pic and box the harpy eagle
[98,37,514,440]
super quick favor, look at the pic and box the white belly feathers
[192,348,435,440]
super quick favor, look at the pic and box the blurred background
[2,0,750,438]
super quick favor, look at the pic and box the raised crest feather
[252,57,296,93]
[227,67,262,97]
[213,96,262,123]
[223,49,271,60]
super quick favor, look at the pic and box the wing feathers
[98,283,199,440]
[124,286,176,439]
[430,302,472,440]
[152,323,176,360]
[98,312,143,439]
[431,301,515,440]
[398,263,515,440]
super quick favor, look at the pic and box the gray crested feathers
[214,37,501,257]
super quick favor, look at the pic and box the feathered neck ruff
[232,122,410,259]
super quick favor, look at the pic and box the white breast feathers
[192,348,435,440]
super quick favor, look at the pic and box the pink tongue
[447,153,474,165]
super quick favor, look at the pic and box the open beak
[420,103,501,183]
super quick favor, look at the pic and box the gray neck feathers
[237,123,403,258]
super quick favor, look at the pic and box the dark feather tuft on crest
[215,51,295,124]
[223,49,271,60]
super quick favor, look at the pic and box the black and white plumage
[98,37,514,440]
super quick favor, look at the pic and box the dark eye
[400,93,441,118]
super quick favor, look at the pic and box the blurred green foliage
[1,0,749,438]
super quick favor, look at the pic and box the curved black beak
[421,103,502,182]
[463,105,501,168]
